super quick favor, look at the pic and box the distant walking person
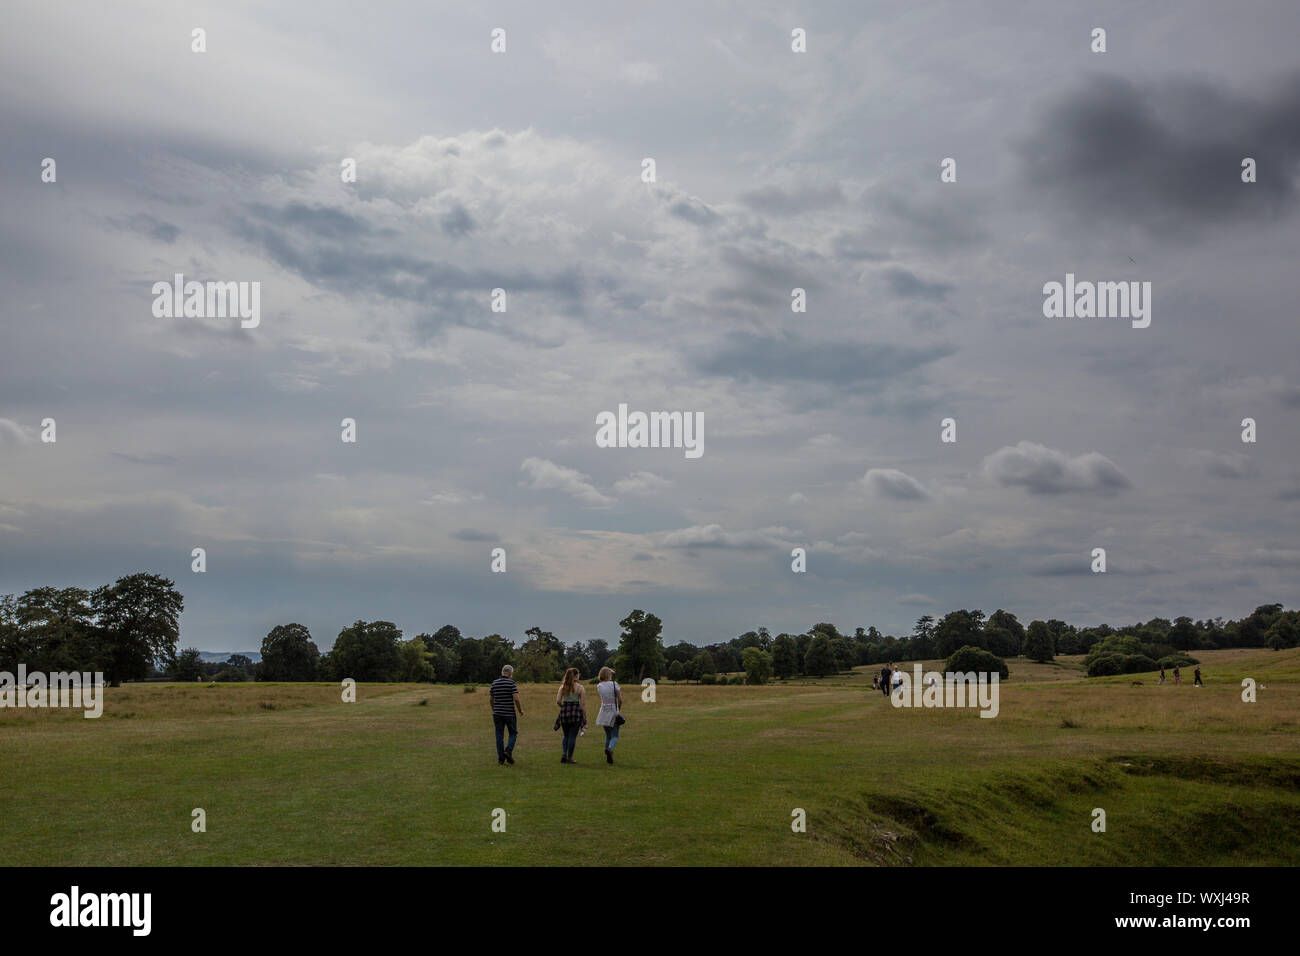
[1193,666,1203,686]
[1173,666,1182,685]
[892,665,904,694]
[1159,667,1166,685]
[872,675,880,691]
[490,665,523,765]
[595,666,624,765]
[554,667,587,764]
[880,664,892,697]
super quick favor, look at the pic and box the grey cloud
[451,528,499,542]
[881,267,952,301]
[695,331,954,393]
[739,182,844,216]
[1018,72,1300,237]
[106,213,181,244]
[863,468,929,500]
[440,203,477,238]
[983,442,1131,495]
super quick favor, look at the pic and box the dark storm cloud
[1018,72,1300,237]
[881,267,952,301]
[694,331,953,392]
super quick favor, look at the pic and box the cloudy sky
[2,1,1298,652]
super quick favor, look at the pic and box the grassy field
[3,647,1298,866]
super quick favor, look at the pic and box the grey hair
[501,664,514,676]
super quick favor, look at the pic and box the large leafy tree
[771,635,798,679]
[330,620,403,682]
[802,635,837,677]
[1022,620,1055,662]
[396,637,436,682]
[259,623,320,681]
[741,647,773,685]
[90,573,184,685]
[934,609,984,659]
[617,610,666,682]
[15,586,98,673]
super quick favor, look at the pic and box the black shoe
[561,756,569,763]
[606,748,613,764]
[499,758,505,765]
[505,750,514,765]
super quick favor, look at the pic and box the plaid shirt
[555,695,587,729]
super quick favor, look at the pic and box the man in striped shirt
[490,665,523,765]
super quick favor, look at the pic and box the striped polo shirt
[489,676,518,716]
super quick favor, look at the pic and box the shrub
[699,672,717,685]
[1157,653,1199,669]
[1117,654,1159,674]
[943,645,1009,681]
[1087,654,1123,677]
[213,667,248,683]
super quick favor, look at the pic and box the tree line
[3,573,1295,685]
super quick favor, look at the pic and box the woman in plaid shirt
[554,667,587,763]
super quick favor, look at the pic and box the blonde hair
[598,666,614,682]
[560,667,580,696]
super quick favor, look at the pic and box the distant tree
[741,647,773,685]
[933,609,984,659]
[584,639,612,672]
[225,654,255,678]
[692,650,715,681]
[171,647,205,682]
[1022,621,1055,662]
[985,610,1025,656]
[477,635,514,683]
[515,627,563,682]
[258,623,320,681]
[396,637,436,682]
[429,625,462,649]
[1265,611,1299,650]
[711,645,740,674]
[213,666,247,682]
[803,635,837,678]
[771,635,798,679]
[90,573,185,685]
[616,610,666,682]
[667,660,685,683]
[330,620,403,682]
[1168,616,1198,651]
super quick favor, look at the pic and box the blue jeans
[493,714,518,760]
[561,723,580,758]
[603,724,620,750]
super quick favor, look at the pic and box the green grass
[3,647,1298,865]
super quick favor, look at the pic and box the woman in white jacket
[594,666,624,765]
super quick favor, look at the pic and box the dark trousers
[561,723,580,758]
[881,678,891,696]
[493,713,518,759]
